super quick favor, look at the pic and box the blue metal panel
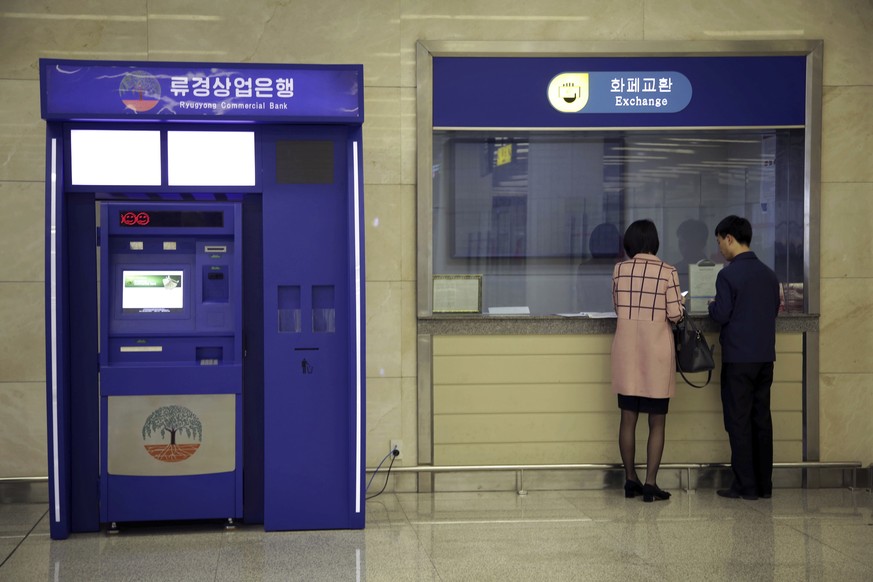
[242,195,265,523]
[102,394,244,521]
[347,128,366,528]
[261,126,364,530]
[67,193,100,533]
[44,126,71,540]
[44,134,101,538]
[100,365,242,395]
[105,473,238,522]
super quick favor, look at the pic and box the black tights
[619,409,666,486]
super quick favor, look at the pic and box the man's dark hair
[714,215,753,246]
[623,219,660,257]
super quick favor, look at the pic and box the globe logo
[119,70,161,113]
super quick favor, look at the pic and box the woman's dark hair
[623,219,660,257]
[714,215,752,246]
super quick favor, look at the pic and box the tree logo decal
[142,405,202,463]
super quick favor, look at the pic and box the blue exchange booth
[39,59,366,539]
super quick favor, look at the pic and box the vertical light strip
[353,141,362,513]
[50,138,61,522]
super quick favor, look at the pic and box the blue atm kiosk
[39,60,366,539]
[99,203,243,525]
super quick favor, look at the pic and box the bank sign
[40,59,363,123]
[433,56,806,128]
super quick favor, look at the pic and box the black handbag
[673,310,715,388]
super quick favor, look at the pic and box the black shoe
[759,491,772,499]
[717,488,758,500]
[624,479,644,498]
[642,484,671,502]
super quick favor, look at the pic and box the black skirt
[617,394,670,415]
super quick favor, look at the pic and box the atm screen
[122,270,184,313]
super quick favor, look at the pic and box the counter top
[418,312,818,335]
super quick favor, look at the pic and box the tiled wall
[0,0,871,479]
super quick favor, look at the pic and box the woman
[611,219,684,502]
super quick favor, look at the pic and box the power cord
[365,446,400,500]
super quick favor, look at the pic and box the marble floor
[1,487,872,581]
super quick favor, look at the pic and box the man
[708,216,781,500]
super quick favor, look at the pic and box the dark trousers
[720,362,774,496]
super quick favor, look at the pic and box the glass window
[432,129,805,315]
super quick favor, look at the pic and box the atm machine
[99,203,243,526]
[39,59,366,539]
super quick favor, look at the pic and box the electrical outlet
[390,439,403,459]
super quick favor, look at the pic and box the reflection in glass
[433,129,805,314]
[312,285,336,333]
[278,285,301,333]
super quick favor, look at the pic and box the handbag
[673,309,715,388]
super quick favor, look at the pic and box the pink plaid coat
[611,254,684,398]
